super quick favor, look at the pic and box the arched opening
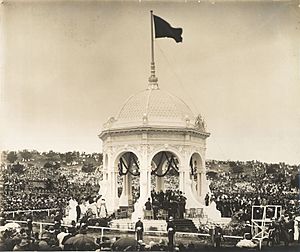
[151,151,180,191]
[150,151,185,219]
[115,152,140,212]
[189,153,204,197]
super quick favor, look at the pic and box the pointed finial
[148,62,158,89]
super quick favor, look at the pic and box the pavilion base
[192,217,231,229]
[202,202,222,222]
[110,217,231,232]
[110,218,167,231]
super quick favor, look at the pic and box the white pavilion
[98,64,221,221]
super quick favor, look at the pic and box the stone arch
[150,150,181,193]
[148,147,182,168]
[189,152,204,174]
[113,150,141,209]
[113,148,141,172]
[189,152,206,198]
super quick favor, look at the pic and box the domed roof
[109,88,196,129]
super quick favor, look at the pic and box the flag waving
[153,15,183,43]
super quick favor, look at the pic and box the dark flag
[153,15,183,43]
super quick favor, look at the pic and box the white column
[119,174,129,207]
[156,176,164,191]
[197,171,201,197]
[201,157,209,198]
[201,170,209,199]
[124,174,128,196]
[179,169,185,193]
[180,154,204,209]
[128,174,133,204]
[132,149,149,221]
[155,166,164,192]
[101,152,119,214]
[114,171,119,200]
[179,156,190,195]
[139,169,148,202]
[98,151,108,196]
[111,165,120,211]
[147,168,152,196]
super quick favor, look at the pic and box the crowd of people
[0,156,299,251]
[208,171,299,221]
[2,164,99,221]
[266,214,299,247]
[147,190,187,220]
[0,223,198,251]
[0,220,101,251]
[0,212,203,252]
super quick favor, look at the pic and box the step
[173,219,198,233]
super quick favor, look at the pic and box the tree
[53,162,61,169]
[7,151,18,163]
[266,164,279,174]
[59,153,66,162]
[45,178,54,191]
[92,153,103,165]
[206,171,218,179]
[44,161,60,169]
[229,161,237,168]
[84,156,103,173]
[82,162,96,173]
[232,166,244,174]
[73,151,80,160]
[11,162,25,173]
[44,162,53,168]
[20,149,33,161]
[65,152,74,164]
[291,174,300,189]
[274,173,286,183]
[45,150,60,162]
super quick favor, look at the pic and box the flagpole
[149,10,158,88]
[150,10,154,64]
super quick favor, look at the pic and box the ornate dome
[106,88,197,129]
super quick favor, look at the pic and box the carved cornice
[99,126,210,141]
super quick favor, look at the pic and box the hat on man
[19,239,29,247]
[38,240,50,250]
[48,226,55,233]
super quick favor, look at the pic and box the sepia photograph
[0,0,299,251]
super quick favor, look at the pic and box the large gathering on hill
[0,150,299,251]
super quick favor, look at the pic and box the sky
[0,0,300,165]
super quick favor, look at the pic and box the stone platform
[110,217,231,232]
[110,218,167,231]
[192,217,231,229]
